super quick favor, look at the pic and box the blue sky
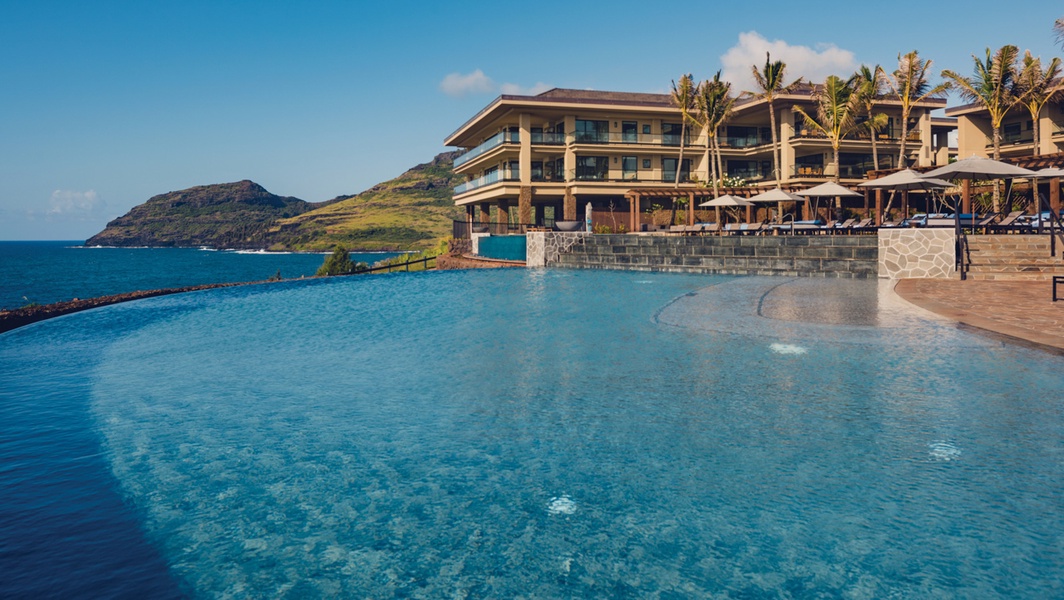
[1,0,1061,240]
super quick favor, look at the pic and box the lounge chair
[988,210,1024,233]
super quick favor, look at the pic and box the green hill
[86,151,464,251]
[267,151,464,251]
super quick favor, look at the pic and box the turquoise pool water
[2,270,1062,597]
[477,234,526,261]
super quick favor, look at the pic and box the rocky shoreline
[0,283,246,334]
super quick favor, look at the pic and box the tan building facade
[446,88,951,228]
[949,101,1064,159]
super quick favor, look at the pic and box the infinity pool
[1,269,1062,598]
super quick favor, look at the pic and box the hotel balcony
[453,131,520,169]
[454,170,518,195]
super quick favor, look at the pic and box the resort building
[445,87,954,229]
[948,100,1064,159]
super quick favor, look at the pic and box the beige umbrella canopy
[857,169,953,190]
[795,181,862,198]
[699,194,754,224]
[748,187,805,223]
[859,169,954,221]
[797,182,862,221]
[923,155,1037,180]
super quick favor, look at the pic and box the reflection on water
[3,270,1063,598]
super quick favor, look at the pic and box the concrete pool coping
[894,279,1064,354]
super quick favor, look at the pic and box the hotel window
[643,158,651,169]
[531,127,543,144]
[642,124,651,135]
[662,158,691,182]
[575,119,609,143]
[1003,122,1022,143]
[622,121,638,143]
[622,156,637,180]
[575,156,609,180]
[661,123,687,146]
[531,161,543,180]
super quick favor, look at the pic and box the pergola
[623,185,808,231]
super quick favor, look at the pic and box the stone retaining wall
[550,234,878,278]
[526,231,589,267]
[877,229,956,279]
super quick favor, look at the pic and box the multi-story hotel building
[445,88,954,229]
[948,101,1064,160]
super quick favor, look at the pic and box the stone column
[687,191,695,226]
[875,189,883,226]
[901,190,909,219]
[519,186,533,227]
[962,180,971,214]
[498,200,510,229]
[479,203,490,225]
[563,188,576,221]
[1051,177,1061,213]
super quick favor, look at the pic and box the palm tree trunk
[768,98,780,182]
[675,123,686,187]
[870,130,880,170]
[1032,108,1041,156]
[897,112,909,168]
[710,135,720,198]
[992,127,1002,213]
[714,136,724,189]
[832,144,841,184]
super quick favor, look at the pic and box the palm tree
[1055,17,1064,48]
[792,75,862,183]
[695,71,736,198]
[849,65,890,170]
[670,74,696,188]
[1014,50,1063,156]
[885,50,951,168]
[749,53,802,182]
[941,45,1020,163]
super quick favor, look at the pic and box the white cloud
[439,69,495,97]
[499,81,552,96]
[28,189,107,222]
[440,70,551,98]
[720,31,857,94]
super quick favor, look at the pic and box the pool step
[965,235,1064,281]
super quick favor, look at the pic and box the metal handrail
[361,255,437,274]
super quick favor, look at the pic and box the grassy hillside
[86,151,465,251]
[267,151,464,251]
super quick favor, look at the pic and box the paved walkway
[894,278,1064,353]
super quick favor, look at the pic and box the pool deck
[895,279,1064,353]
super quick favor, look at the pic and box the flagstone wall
[526,232,588,267]
[878,229,956,279]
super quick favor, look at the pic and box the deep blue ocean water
[1,268,1063,598]
[0,241,398,309]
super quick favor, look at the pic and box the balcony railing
[721,135,772,148]
[531,132,566,145]
[454,170,520,194]
[454,131,520,168]
[986,133,1034,146]
[571,131,705,147]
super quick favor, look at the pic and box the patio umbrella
[923,155,1038,180]
[857,169,953,190]
[858,170,954,221]
[796,182,861,221]
[748,187,804,223]
[924,156,1038,216]
[699,194,753,224]
[1033,167,1064,178]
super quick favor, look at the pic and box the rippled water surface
[2,269,1063,598]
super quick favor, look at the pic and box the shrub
[316,246,367,276]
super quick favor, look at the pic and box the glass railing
[727,168,772,180]
[722,135,771,148]
[792,165,825,177]
[454,170,505,194]
[530,132,565,145]
[568,131,704,147]
[453,131,519,168]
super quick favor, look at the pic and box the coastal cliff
[86,151,464,251]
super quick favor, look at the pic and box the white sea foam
[547,495,577,515]
[928,441,961,462]
[770,343,808,355]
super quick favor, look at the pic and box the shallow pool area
[2,269,1063,597]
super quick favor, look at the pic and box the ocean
[0,241,399,310]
